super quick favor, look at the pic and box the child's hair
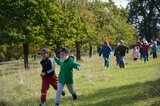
[104,40,109,45]
[153,41,157,44]
[59,47,69,53]
[144,41,148,45]
[120,40,124,45]
[117,42,120,46]
[134,46,138,50]
[38,48,49,55]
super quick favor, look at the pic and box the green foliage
[0,0,137,61]
[91,1,137,45]
[0,44,23,61]
[127,0,160,41]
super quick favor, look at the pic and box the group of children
[38,40,159,106]
[99,40,129,68]
[38,47,80,106]
[133,40,159,63]
[99,40,159,69]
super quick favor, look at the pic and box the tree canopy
[0,0,137,68]
[127,0,160,41]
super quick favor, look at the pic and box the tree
[91,0,136,46]
[127,0,160,42]
[58,0,95,60]
[0,0,137,64]
[0,0,61,69]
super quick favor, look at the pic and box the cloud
[102,0,129,7]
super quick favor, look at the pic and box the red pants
[41,75,58,102]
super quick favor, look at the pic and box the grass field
[0,53,160,106]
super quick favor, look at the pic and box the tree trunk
[33,54,36,61]
[97,45,101,54]
[89,42,92,57]
[23,43,29,70]
[146,0,154,42]
[75,41,81,60]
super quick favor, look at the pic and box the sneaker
[72,94,77,100]
[39,101,46,106]
[55,103,59,106]
[122,65,125,68]
[61,91,65,96]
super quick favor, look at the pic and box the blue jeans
[119,56,125,64]
[143,53,148,61]
[103,56,109,68]
[153,52,157,59]
[116,55,119,65]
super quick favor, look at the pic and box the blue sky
[103,0,129,7]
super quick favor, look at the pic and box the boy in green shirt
[54,47,80,106]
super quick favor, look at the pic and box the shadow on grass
[3,79,159,106]
[78,79,160,106]
[17,95,73,106]
[0,99,14,106]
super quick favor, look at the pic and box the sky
[103,0,129,8]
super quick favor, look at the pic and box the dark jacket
[114,47,119,56]
[40,57,55,77]
[99,45,112,58]
[117,45,129,56]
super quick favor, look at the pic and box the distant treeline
[2,0,154,68]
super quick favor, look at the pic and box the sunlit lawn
[0,53,160,106]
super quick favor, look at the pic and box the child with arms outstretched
[54,47,80,106]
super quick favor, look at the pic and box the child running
[141,41,152,63]
[151,41,159,59]
[54,47,80,106]
[132,46,140,61]
[38,48,65,106]
[117,40,129,68]
[99,40,112,69]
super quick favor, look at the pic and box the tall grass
[0,53,160,106]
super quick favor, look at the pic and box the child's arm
[148,43,152,47]
[109,46,112,55]
[70,60,81,71]
[53,53,60,65]
[54,57,60,65]
[46,58,55,75]
[137,52,140,57]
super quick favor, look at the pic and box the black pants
[153,52,157,59]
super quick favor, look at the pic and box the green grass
[0,53,160,106]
